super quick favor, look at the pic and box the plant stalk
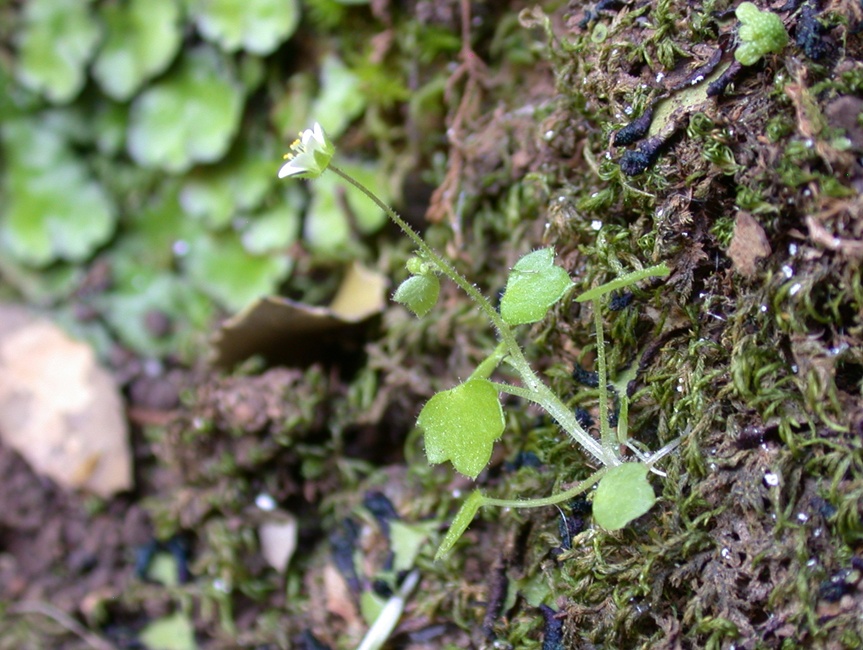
[329,164,619,467]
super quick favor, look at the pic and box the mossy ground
[2,1,862,649]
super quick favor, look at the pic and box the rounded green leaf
[735,2,788,66]
[184,232,292,312]
[15,0,101,104]
[393,274,440,317]
[189,0,300,55]
[1,119,115,267]
[500,248,573,325]
[418,379,505,479]
[127,47,244,173]
[92,0,182,101]
[592,463,655,531]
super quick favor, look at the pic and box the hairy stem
[329,164,618,467]
[593,298,615,455]
[481,467,607,509]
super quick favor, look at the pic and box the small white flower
[278,122,335,179]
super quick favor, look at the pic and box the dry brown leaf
[211,262,386,368]
[0,305,132,497]
[728,211,772,277]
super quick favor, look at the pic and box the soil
[2,1,863,649]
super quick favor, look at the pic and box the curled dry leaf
[211,262,386,368]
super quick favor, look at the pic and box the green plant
[279,124,677,558]
[734,2,789,67]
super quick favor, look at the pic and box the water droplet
[782,264,794,278]
[763,472,779,487]
[721,547,732,559]
[544,130,555,141]
[256,493,277,511]
[797,512,809,523]
[591,220,603,231]
[789,283,802,296]
[788,243,798,255]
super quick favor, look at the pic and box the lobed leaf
[92,0,182,101]
[500,248,573,325]
[15,0,101,104]
[418,379,504,479]
[189,0,300,56]
[127,47,244,173]
[734,2,789,66]
[1,119,115,267]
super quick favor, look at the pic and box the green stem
[492,381,616,466]
[481,467,607,509]
[593,298,615,455]
[328,164,618,467]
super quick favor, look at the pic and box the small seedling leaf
[500,248,573,325]
[735,2,788,66]
[435,490,484,561]
[393,274,440,317]
[418,379,504,479]
[592,462,655,530]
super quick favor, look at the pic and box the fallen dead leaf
[211,261,386,368]
[728,211,772,277]
[0,305,132,497]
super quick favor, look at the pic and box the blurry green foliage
[184,231,293,312]
[310,53,367,138]
[304,159,390,255]
[15,0,101,103]
[0,0,446,361]
[1,118,115,266]
[127,47,244,172]
[179,145,275,228]
[92,0,182,101]
[189,0,300,55]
